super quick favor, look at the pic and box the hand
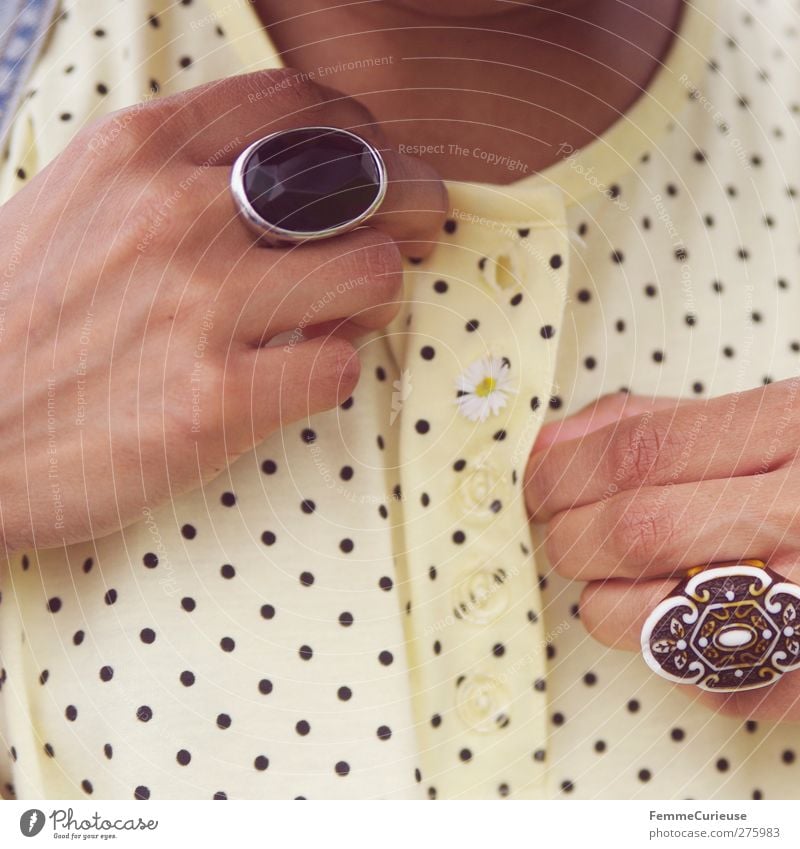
[0,70,447,552]
[525,379,800,720]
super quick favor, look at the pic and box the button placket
[393,182,569,797]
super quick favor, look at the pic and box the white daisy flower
[455,355,516,423]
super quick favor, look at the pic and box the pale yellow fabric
[2,0,800,801]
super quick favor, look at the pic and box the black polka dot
[181,597,196,612]
[378,650,394,666]
[335,761,350,776]
[176,749,192,766]
[47,597,62,613]
[295,720,311,736]
[258,679,273,695]
[549,254,563,269]
[134,786,150,800]
[180,670,195,687]
[143,552,158,569]
[254,755,269,771]
[459,748,472,762]
[220,563,236,579]
[136,705,153,722]
[299,645,313,660]
[261,459,277,475]
[216,713,232,729]
[99,666,114,682]
[220,637,235,652]
[181,524,196,540]
[220,491,236,507]
[140,628,156,644]
[420,345,435,360]
[104,589,117,605]
[337,686,352,701]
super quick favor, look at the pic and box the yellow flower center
[475,377,497,398]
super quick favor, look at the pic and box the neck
[255,0,684,182]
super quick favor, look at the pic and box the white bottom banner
[1,800,797,849]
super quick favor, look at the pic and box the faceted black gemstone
[242,128,382,233]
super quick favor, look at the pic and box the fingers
[223,334,360,452]
[526,379,800,524]
[581,570,800,721]
[217,228,405,344]
[544,467,800,581]
[368,148,448,257]
[532,391,682,454]
[165,71,447,256]
[579,577,677,650]
[582,553,800,650]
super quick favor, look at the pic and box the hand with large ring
[0,69,447,552]
[525,379,800,719]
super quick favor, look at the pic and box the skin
[525,382,800,720]
[0,73,446,550]
[257,0,683,180]
[4,1,785,722]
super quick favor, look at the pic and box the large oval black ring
[230,126,388,246]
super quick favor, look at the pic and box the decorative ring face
[230,126,388,246]
[641,562,800,692]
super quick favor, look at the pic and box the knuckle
[611,416,676,489]
[80,105,164,166]
[313,340,361,397]
[245,67,328,118]
[358,232,404,293]
[609,496,675,568]
[543,516,570,573]
[525,453,557,518]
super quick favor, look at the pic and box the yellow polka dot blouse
[2,0,800,800]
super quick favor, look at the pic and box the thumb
[532,391,686,454]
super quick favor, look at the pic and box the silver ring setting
[230,126,388,247]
